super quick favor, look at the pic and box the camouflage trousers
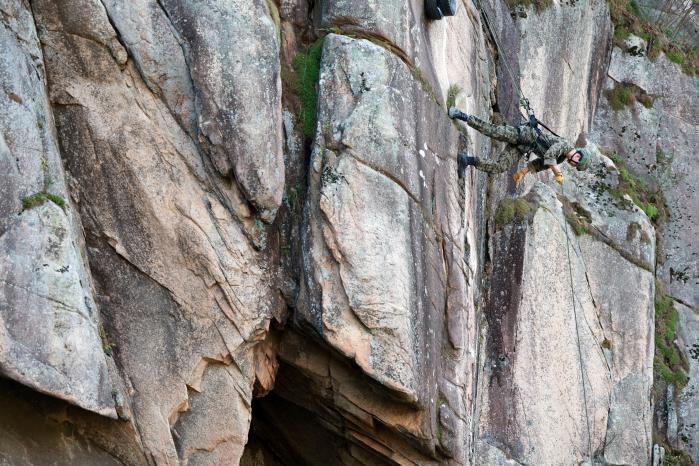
[465,115,535,174]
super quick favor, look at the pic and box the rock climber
[448,107,591,184]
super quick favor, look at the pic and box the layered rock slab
[675,302,699,463]
[157,0,284,221]
[477,153,654,465]
[516,0,612,139]
[0,0,114,417]
[592,47,699,309]
[31,0,284,463]
[298,33,486,464]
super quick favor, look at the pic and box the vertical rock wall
[592,40,699,464]
[0,0,685,464]
[0,0,114,418]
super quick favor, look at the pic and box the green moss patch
[293,38,325,138]
[605,81,654,111]
[654,281,689,390]
[495,198,532,229]
[446,84,462,109]
[21,192,66,210]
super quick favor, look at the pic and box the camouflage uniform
[465,115,574,174]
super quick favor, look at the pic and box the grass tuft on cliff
[495,198,532,229]
[21,192,66,210]
[293,38,325,138]
[605,81,654,111]
[446,84,462,109]
[654,280,689,390]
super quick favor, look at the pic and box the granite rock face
[0,0,691,464]
[2,0,285,464]
[516,0,612,139]
[592,47,699,462]
[477,152,655,465]
[675,302,699,463]
[0,0,114,418]
[592,46,699,310]
[295,33,488,464]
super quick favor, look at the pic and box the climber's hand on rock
[555,174,564,185]
[512,169,526,184]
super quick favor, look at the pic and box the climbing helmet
[573,148,591,171]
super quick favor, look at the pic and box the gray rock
[592,47,699,309]
[31,0,284,463]
[624,34,647,56]
[298,33,489,464]
[676,301,699,463]
[479,170,654,464]
[158,0,284,221]
[0,0,114,418]
[101,0,197,136]
[516,0,612,139]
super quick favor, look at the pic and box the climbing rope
[474,0,565,139]
[472,4,596,457]
[560,181,594,462]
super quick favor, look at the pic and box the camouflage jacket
[466,115,574,172]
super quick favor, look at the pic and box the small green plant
[566,213,590,236]
[293,38,325,138]
[654,281,689,391]
[613,25,630,48]
[642,202,658,220]
[627,0,641,17]
[99,323,117,356]
[665,49,684,65]
[601,338,612,350]
[605,82,634,111]
[21,192,66,210]
[446,84,462,109]
[495,198,532,229]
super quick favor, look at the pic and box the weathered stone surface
[320,0,492,112]
[517,0,612,139]
[298,33,488,464]
[0,0,114,417]
[158,0,284,221]
[478,152,654,465]
[592,47,699,309]
[625,34,647,56]
[0,377,148,466]
[101,0,197,136]
[31,0,284,463]
[676,302,699,463]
